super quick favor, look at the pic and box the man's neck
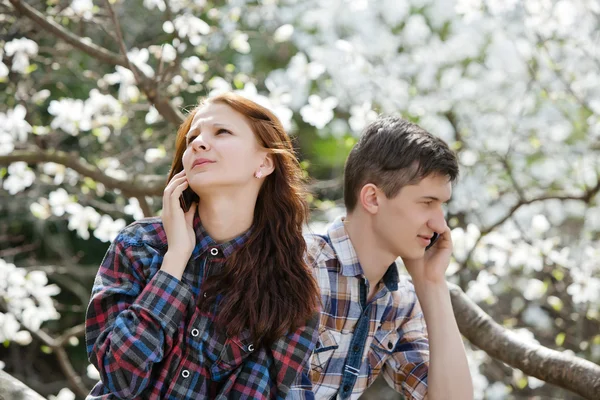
[343,214,397,292]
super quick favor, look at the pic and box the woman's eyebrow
[185,122,235,140]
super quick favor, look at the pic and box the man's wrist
[412,279,451,310]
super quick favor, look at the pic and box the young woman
[85,92,320,399]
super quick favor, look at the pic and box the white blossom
[94,215,126,243]
[125,198,145,220]
[300,95,338,129]
[3,162,35,194]
[0,104,31,155]
[70,0,94,20]
[4,38,38,73]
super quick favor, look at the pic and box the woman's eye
[216,129,230,135]
[186,136,196,145]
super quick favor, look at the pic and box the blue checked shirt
[305,216,429,399]
[85,214,318,399]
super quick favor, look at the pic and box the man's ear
[259,153,275,177]
[359,183,380,214]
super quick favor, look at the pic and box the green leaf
[555,332,566,347]
[552,269,564,281]
[24,64,38,75]
[547,296,563,312]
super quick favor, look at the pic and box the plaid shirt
[85,214,318,399]
[305,216,429,400]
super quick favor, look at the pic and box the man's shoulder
[303,232,337,267]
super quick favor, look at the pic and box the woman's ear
[258,153,275,177]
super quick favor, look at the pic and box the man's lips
[417,235,433,247]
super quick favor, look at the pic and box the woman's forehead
[191,102,250,130]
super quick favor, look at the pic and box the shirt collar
[326,215,399,292]
[192,212,251,258]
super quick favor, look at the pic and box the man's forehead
[411,175,453,200]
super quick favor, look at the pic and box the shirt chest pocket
[310,328,340,382]
[188,313,255,382]
[367,328,399,383]
[210,329,254,381]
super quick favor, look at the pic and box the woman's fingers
[163,171,187,196]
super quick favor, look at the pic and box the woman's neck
[197,190,257,242]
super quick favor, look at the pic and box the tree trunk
[0,370,46,400]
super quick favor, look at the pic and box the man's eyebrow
[420,195,451,203]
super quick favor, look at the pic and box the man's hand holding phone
[161,170,197,279]
[402,226,453,286]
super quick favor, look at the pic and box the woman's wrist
[161,251,190,280]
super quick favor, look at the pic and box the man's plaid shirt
[305,216,429,399]
[85,215,318,399]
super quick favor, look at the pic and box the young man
[306,116,473,399]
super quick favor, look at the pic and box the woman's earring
[255,170,263,179]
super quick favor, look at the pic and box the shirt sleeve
[271,312,319,399]
[85,232,194,399]
[381,296,429,400]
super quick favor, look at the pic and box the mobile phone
[425,232,439,251]
[179,187,198,213]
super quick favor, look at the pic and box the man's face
[373,174,452,259]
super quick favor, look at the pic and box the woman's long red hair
[167,92,319,346]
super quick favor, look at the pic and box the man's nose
[429,207,447,233]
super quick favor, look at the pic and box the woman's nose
[191,135,209,151]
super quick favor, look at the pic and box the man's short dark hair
[344,116,459,212]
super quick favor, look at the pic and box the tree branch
[8,0,184,124]
[54,346,89,398]
[0,370,46,400]
[2,148,344,201]
[0,149,164,197]
[8,0,125,67]
[449,283,600,399]
[461,181,600,266]
[103,0,144,88]
[136,195,153,217]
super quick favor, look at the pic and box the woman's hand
[161,170,197,277]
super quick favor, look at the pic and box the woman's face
[182,102,267,194]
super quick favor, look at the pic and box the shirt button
[343,385,350,392]
[353,345,360,352]
[191,328,199,337]
[181,369,190,378]
[210,247,219,256]
[247,344,254,352]
[388,341,394,350]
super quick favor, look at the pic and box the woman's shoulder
[115,216,167,249]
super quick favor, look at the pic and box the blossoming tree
[1,0,600,399]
